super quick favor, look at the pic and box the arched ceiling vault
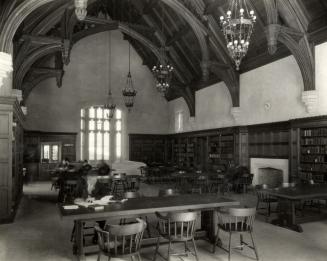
[1,0,327,117]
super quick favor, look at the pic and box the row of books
[302,128,327,137]
[301,146,327,154]
[209,153,233,159]
[300,163,327,172]
[301,137,327,145]
[300,155,327,163]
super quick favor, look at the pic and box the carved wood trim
[14,43,62,90]
[263,0,315,91]
[22,68,64,103]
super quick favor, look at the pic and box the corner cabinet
[0,97,25,223]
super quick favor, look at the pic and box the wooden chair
[255,184,277,218]
[282,182,296,188]
[213,207,259,261]
[62,179,78,203]
[95,218,146,261]
[111,173,128,198]
[209,173,225,194]
[126,175,141,191]
[191,175,208,194]
[120,191,152,238]
[237,173,254,193]
[153,211,199,261]
[158,188,180,197]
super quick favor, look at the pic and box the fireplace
[250,158,289,185]
[258,167,283,187]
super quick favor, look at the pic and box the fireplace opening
[250,158,289,185]
[258,167,283,187]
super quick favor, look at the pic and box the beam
[166,24,190,46]
[203,0,227,15]
[263,0,315,91]
[22,67,64,103]
[143,0,159,15]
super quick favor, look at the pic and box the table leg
[76,220,86,261]
[290,201,303,233]
[271,199,303,233]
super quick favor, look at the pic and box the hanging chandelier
[104,30,116,120]
[122,0,137,112]
[151,3,174,94]
[74,0,88,21]
[152,49,174,94]
[219,0,256,70]
[122,71,137,112]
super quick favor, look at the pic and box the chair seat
[262,198,278,203]
[219,222,251,232]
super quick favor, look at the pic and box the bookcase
[299,127,327,183]
[291,116,327,183]
[208,132,235,168]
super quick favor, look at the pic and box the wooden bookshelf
[291,116,327,183]
[208,132,235,168]
[299,127,327,183]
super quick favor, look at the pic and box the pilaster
[302,90,318,114]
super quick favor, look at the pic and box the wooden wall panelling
[248,121,290,159]
[129,134,167,165]
[23,131,77,181]
[0,96,24,223]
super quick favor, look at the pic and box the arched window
[80,106,122,162]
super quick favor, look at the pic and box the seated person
[97,160,110,176]
[74,170,111,199]
[74,169,108,243]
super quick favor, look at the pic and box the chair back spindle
[95,218,146,258]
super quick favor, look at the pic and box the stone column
[0,52,13,96]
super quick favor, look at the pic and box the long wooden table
[59,194,239,260]
[266,184,327,232]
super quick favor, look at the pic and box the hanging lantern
[151,2,174,94]
[104,90,116,120]
[122,72,137,112]
[104,30,116,120]
[122,0,137,112]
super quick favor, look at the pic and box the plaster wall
[168,42,327,133]
[25,31,169,160]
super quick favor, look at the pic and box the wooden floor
[0,182,327,261]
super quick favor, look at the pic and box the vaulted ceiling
[1,0,327,116]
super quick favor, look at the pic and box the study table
[59,194,239,260]
[265,184,327,232]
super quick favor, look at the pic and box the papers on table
[63,205,79,210]
[73,196,128,208]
